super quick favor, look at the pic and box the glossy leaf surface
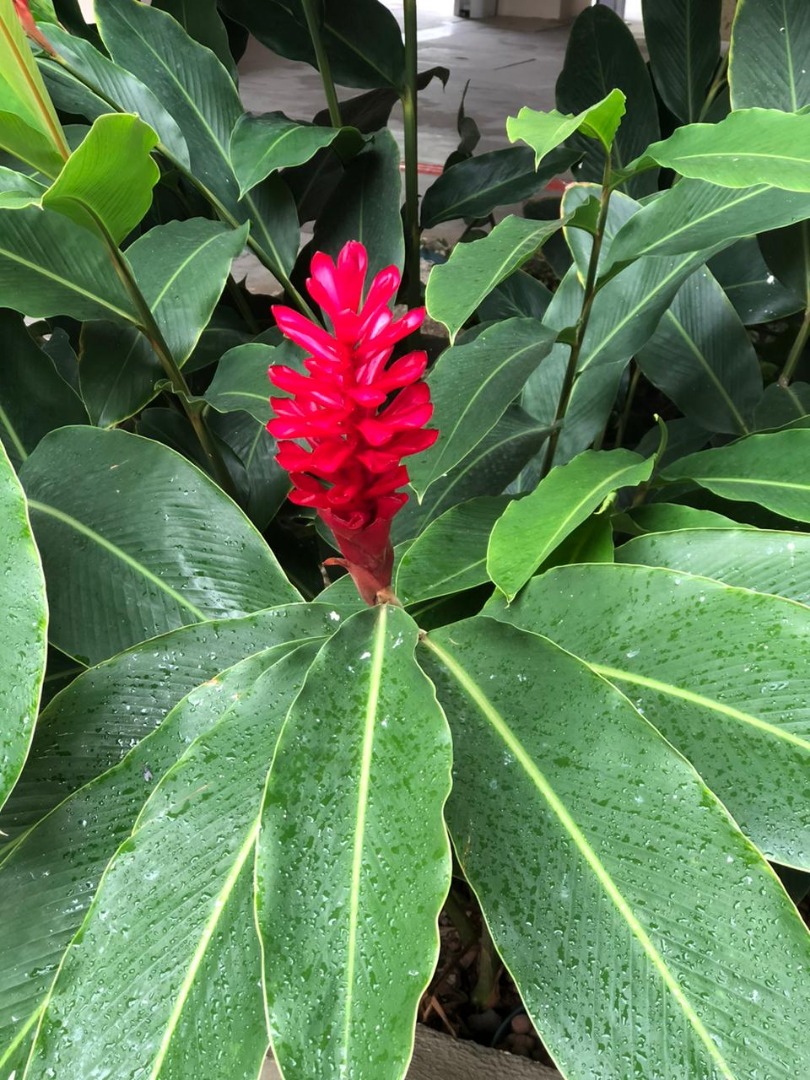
[506,89,626,166]
[423,615,810,1080]
[642,0,721,122]
[78,321,162,428]
[0,440,47,811]
[20,427,297,664]
[258,606,452,1080]
[488,563,810,868]
[730,0,810,111]
[709,238,804,325]
[488,449,652,600]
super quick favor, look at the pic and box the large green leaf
[477,269,552,323]
[208,409,290,530]
[607,180,810,265]
[488,563,810,868]
[488,448,652,600]
[421,145,577,230]
[0,310,87,467]
[642,0,721,123]
[0,440,47,811]
[20,427,298,664]
[422,615,810,1080]
[618,527,810,606]
[78,321,162,428]
[153,0,236,77]
[632,109,810,192]
[25,646,318,1079]
[730,0,810,111]
[760,219,810,313]
[506,89,626,169]
[125,218,248,366]
[636,266,762,434]
[204,342,276,424]
[394,496,509,606]
[0,164,45,209]
[258,606,452,1080]
[0,204,140,323]
[426,216,563,343]
[409,319,556,498]
[709,237,805,325]
[662,429,810,521]
[555,5,659,197]
[38,23,191,167]
[219,0,406,91]
[0,604,340,844]
[0,645,307,1076]
[42,112,159,244]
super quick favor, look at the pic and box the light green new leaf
[422,615,810,1080]
[395,496,510,605]
[258,606,452,1080]
[0,109,65,177]
[43,113,159,244]
[730,0,810,112]
[0,440,47,811]
[426,216,564,342]
[230,111,362,196]
[662,429,810,521]
[630,109,810,192]
[20,427,298,664]
[26,646,318,1080]
[409,319,557,499]
[507,88,626,166]
[0,605,340,845]
[488,448,652,600]
[0,204,140,323]
[488,563,810,868]
[618,527,810,607]
[126,218,248,366]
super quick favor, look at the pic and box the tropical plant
[1,1,809,1079]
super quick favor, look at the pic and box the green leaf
[631,109,810,192]
[126,218,248,366]
[422,615,810,1080]
[0,109,65,177]
[662,429,810,521]
[26,646,318,1079]
[755,381,810,430]
[258,606,452,1080]
[709,237,805,325]
[488,563,810,868]
[0,310,87,467]
[219,0,406,91]
[42,112,158,244]
[211,411,290,531]
[395,496,509,605]
[409,319,556,499]
[299,128,404,284]
[0,204,140,323]
[488,448,651,600]
[153,0,236,77]
[0,163,45,209]
[38,23,191,167]
[205,341,277,423]
[555,4,659,197]
[0,440,46,811]
[507,88,626,167]
[230,111,362,196]
[607,180,810,266]
[730,0,810,111]
[392,407,551,545]
[78,321,162,428]
[421,144,578,229]
[0,604,341,843]
[642,0,721,123]
[476,269,552,323]
[628,503,745,533]
[618,527,810,607]
[636,265,762,435]
[426,216,563,342]
[20,427,298,664]
[0,644,311,1074]
[760,219,810,308]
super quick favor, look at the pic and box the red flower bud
[13,0,58,55]
[268,241,438,605]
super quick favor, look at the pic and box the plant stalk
[301,0,342,127]
[402,0,421,308]
[778,306,810,388]
[541,160,613,477]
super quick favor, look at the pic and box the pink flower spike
[268,240,437,605]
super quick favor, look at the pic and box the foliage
[1,1,809,1079]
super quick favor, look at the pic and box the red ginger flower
[13,0,57,54]
[268,241,437,605]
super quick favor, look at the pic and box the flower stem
[402,0,421,308]
[778,306,810,388]
[301,0,342,127]
[540,160,613,478]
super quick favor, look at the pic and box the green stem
[698,50,729,122]
[402,0,421,308]
[779,307,810,388]
[226,273,260,334]
[613,362,641,449]
[301,0,342,127]
[541,159,613,477]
